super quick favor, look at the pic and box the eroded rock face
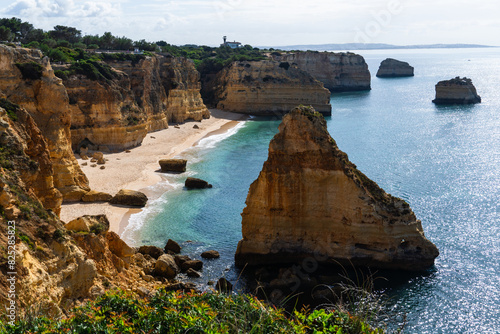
[273,51,371,92]
[376,58,414,77]
[235,106,439,271]
[65,55,210,152]
[210,60,331,116]
[0,45,89,202]
[432,77,481,104]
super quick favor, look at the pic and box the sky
[0,0,498,47]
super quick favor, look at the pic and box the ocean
[122,48,500,333]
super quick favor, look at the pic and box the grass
[2,289,384,333]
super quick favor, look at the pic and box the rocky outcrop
[272,51,371,92]
[0,45,89,202]
[432,77,481,104]
[110,189,148,207]
[65,55,210,152]
[376,58,414,77]
[185,177,212,189]
[235,106,439,271]
[209,60,331,116]
[159,159,187,173]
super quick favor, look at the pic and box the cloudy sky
[0,0,498,47]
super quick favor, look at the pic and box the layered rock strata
[432,77,481,104]
[235,106,439,271]
[376,58,414,77]
[65,55,210,152]
[210,60,331,116]
[0,45,89,201]
[272,51,371,91]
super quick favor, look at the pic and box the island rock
[235,106,439,271]
[432,77,481,104]
[209,60,331,116]
[273,51,371,91]
[376,58,414,77]
[185,177,212,189]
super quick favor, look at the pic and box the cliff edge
[235,106,439,271]
[210,60,331,116]
[273,51,371,92]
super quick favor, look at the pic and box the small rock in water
[201,250,220,259]
[186,268,201,278]
[185,177,212,189]
[165,239,182,254]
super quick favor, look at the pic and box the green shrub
[15,62,43,80]
[0,98,20,121]
[89,223,106,235]
[52,229,65,243]
[70,59,116,81]
[3,289,384,333]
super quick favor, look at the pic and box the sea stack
[235,106,439,271]
[376,58,414,77]
[432,77,481,104]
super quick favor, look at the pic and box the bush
[70,59,116,81]
[0,98,20,121]
[15,61,43,80]
[3,289,384,333]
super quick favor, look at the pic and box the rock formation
[185,177,213,189]
[110,189,148,207]
[235,106,439,271]
[272,51,371,92]
[432,77,481,104]
[209,60,331,116]
[64,54,210,152]
[0,45,89,201]
[376,58,414,77]
[159,159,187,173]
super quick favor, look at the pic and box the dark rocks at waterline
[185,177,213,189]
[154,254,180,279]
[215,278,233,293]
[186,268,202,278]
[174,255,192,268]
[181,260,203,272]
[201,250,220,259]
[110,189,148,207]
[432,77,481,104]
[138,245,164,259]
[165,239,181,254]
[376,58,414,77]
[159,159,187,173]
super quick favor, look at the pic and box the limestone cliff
[432,77,481,104]
[376,58,414,77]
[235,106,439,271]
[273,51,371,92]
[210,60,331,116]
[0,45,89,201]
[65,54,209,152]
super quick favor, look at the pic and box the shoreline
[60,109,247,235]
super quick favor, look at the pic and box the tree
[99,32,115,49]
[49,25,81,44]
[113,36,133,50]
[24,28,46,44]
[0,26,12,41]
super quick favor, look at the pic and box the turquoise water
[123,48,500,333]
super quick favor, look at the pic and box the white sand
[60,109,246,234]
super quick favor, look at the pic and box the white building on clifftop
[221,36,241,49]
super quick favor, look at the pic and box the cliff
[209,60,331,116]
[0,45,89,202]
[235,106,439,271]
[272,51,371,92]
[376,58,414,77]
[432,77,481,104]
[64,54,209,152]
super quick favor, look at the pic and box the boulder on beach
[154,254,179,279]
[110,189,148,207]
[376,58,414,77]
[432,77,481,104]
[185,177,212,189]
[81,190,113,203]
[159,159,187,173]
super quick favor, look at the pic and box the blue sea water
[122,48,500,333]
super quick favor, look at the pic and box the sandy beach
[60,109,246,234]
